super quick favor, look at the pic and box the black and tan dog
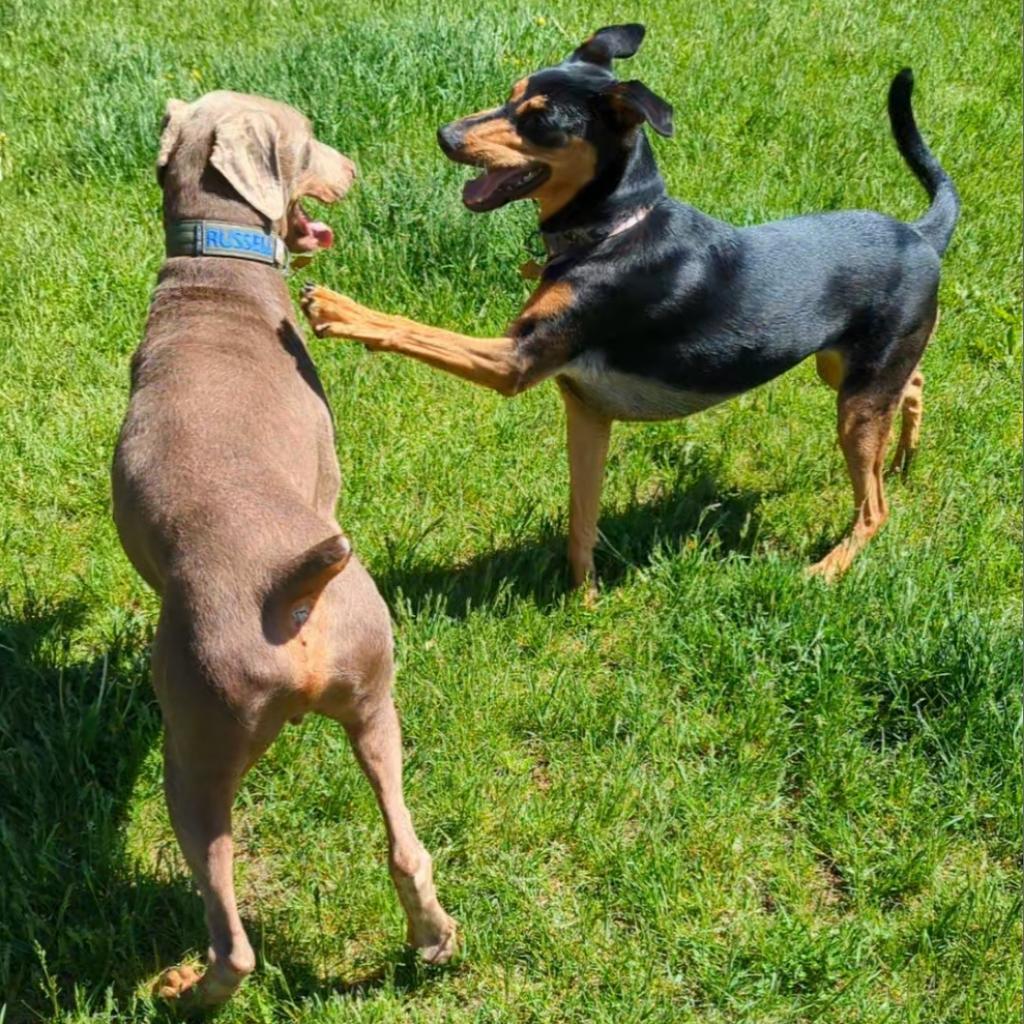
[302,24,958,595]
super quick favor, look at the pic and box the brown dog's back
[113,256,361,685]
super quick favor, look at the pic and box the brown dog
[112,92,456,1007]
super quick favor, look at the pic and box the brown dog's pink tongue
[308,221,334,249]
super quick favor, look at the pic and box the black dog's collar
[165,220,289,269]
[540,206,652,265]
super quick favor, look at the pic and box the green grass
[0,0,1020,1020]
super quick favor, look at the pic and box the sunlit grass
[0,0,1020,1020]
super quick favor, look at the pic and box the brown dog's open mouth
[290,200,334,252]
[462,164,549,212]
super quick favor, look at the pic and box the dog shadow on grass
[376,453,767,619]
[0,596,438,1019]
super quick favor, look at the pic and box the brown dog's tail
[266,533,351,621]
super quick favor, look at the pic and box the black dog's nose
[437,123,463,156]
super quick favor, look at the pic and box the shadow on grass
[0,595,188,1018]
[376,453,767,618]
[0,596,440,1020]
[259,944,463,1011]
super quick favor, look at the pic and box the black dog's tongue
[462,168,522,210]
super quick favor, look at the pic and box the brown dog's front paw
[568,561,600,606]
[154,958,250,1009]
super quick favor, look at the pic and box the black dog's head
[437,24,673,219]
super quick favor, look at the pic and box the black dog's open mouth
[462,164,549,212]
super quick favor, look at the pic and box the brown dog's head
[437,24,672,221]
[156,91,356,253]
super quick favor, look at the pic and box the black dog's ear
[569,24,646,68]
[601,80,674,137]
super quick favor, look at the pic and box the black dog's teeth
[506,168,540,191]
[301,283,314,296]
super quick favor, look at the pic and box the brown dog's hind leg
[154,725,260,1007]
[150,618,282,1008]
[559,380,612,602]
[343,694,457,964]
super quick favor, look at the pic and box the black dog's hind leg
[809,391,897,580]
[889,365,925,479]
[810,317,934,579]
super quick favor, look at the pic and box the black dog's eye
[517,109,568,148]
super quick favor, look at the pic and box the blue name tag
[204,227,274,259]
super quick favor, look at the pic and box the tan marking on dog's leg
[517,280,573,321]
[808,394,895,581]
[888,367,924,478]
[888,311,936,478]
[815,349,845,391]
[560,380,612,602]
[343,696,457,964]
[302,285,525,395]
[872,413,891,521]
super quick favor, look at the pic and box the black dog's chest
[558,351,734,422]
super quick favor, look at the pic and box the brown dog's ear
[569,24,646,68]
[209,108,285,222]
[601,80,674,137]
[156,98,190,184]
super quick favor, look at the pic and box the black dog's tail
[888,68,959,255]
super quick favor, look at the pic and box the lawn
[0,0,1020,1021]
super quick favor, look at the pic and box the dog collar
[165,220,289,269]
[541,206,653,262]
